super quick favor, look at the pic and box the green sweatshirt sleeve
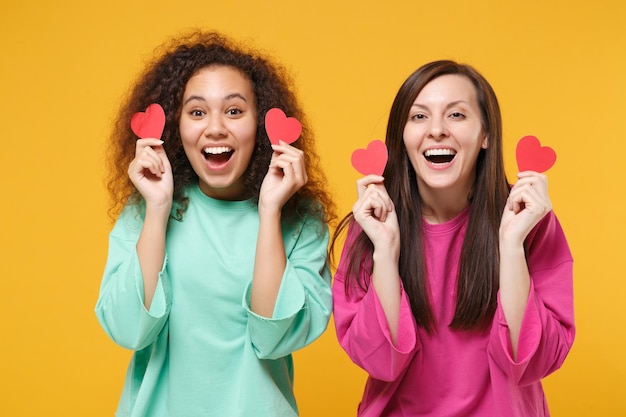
[95,206,171,351]
[245,214,332,359]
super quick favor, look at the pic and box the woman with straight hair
[331,60,574,416]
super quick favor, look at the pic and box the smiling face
[179,65,258,200]
[403,74,488,204]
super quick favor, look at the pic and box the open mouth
[424,148,456,164]
[203,146,234,165]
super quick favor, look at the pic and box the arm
[127,138,173,310]
[352,175,402,343]
[332,222,419,381]
[246,213,333,359]
[136,204,170,310]
[95,138,173,349]
[246,141,331,358]
[250,205,287,317]
[251,141,306,317]
[95,206,171,350]
[498,172,551,359]
[331,176,418,381]
[490,173,575,383]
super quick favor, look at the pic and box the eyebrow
[411,100,470,110]
[183,93,248,105]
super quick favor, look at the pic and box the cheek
[402,124,423,151]
[178,121,194,144]
[181,142,197,165]
[238,123,258,150]
[179,120,208,149]
[178,126,200,160]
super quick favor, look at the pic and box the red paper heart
[516,135,556,173]
[265,108,302,145]
[351,140,388,176]
[131,103,166,139]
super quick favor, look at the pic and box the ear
[481,133,489,149]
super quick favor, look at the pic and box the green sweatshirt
[96,183,332,417]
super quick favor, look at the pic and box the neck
[421,199,469,224]
[419,182,473,225]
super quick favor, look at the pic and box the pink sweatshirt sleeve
[333,223,419,382]
[488,211,575,385]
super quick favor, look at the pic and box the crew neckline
[422,205,471,234]
[189,182,255,211]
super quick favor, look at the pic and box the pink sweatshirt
[333,207,574,417]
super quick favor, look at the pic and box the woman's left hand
[500,171,552,246]
[259,141,308,214]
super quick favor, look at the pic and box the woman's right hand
[352,175,400,250]
[128,138,173,211]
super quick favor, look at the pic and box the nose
[427,117,448,140]
[203,114,227,138]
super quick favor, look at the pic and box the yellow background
[1,0,624,415]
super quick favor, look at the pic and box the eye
[189,109,205,118]
[226,107,243,116]
[449,112,465,119]
[410,113,426,121]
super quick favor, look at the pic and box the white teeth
[203,146,232,155]
[424,149,456,157]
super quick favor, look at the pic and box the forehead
[415,74,478,104]
[184,65,254,97]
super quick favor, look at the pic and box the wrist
[258,202,282,219]
[499,238,526,258]
[258,209,282,234]
[373,243,400,265]
[145,202,172,222]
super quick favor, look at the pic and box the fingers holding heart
[356,175,385,198]
[508,172,550,212]
[352,179,399,247]
[260,142,308,212]
[127,139,174,207]
[129,104,172,195]
[501,172,551,242]
[270,154,307,187]
[270,142,307,184]
[130,139,167,178]
[354,177,394,223]
[499,135,556,242]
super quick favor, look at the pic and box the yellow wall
[1,0,624,415]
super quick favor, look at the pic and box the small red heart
[515,135,556,173]
[351,140,388,176]
[131,103,166,139]
[265,108,302,145]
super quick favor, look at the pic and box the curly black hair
[106,30,335,225]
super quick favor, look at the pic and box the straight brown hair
[331,60,510,332]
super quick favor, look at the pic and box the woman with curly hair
[96,30,335,417]
[331,61,574,416]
